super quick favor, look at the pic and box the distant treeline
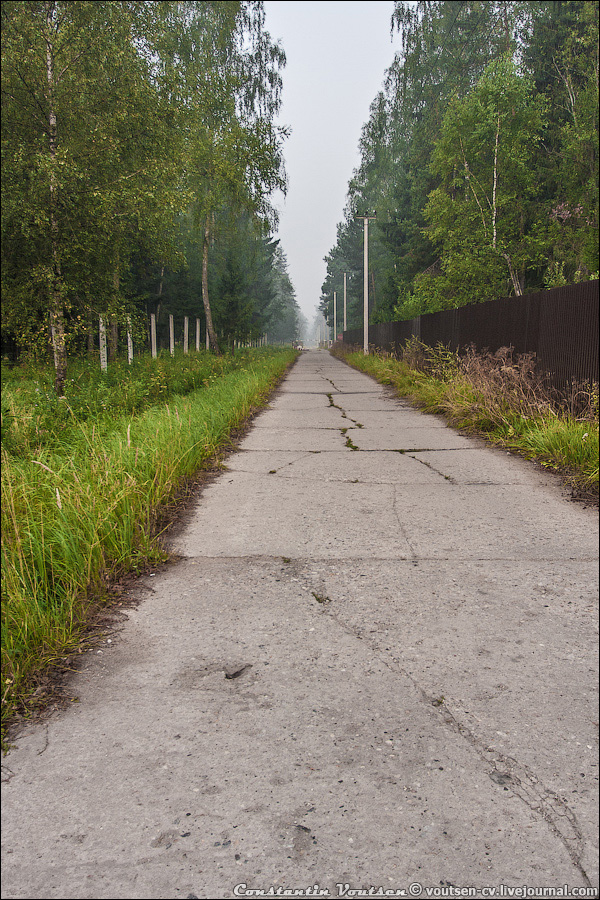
[320,1,598,329]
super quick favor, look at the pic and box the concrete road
[2,349,598,900]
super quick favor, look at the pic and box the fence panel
[536,286,599,387]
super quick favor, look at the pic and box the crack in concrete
[299,588,592,886]
[324,393,365,451]
[1,764,16,784]
[430,700,590,885]
[179,553,599,564]
[265,452,319,476]
[326,390,365,433]
[324,377,344,394]
[36,723,50,756]
[392,484,418,558]
[407,453,456,483]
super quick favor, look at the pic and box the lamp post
[355,212,376,354]
[333,291,337,343]
[343,272,347,333]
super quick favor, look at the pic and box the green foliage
[323,1,599,325]
[265,246,306,344]
[425,55,548,302]
[2,1,290,381]
[1,349,283,457]
[1,347,297,733]
[2,2,179,341]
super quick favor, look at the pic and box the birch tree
[173,1,287,353]
[1,1,181,390]
[424,56,547,305]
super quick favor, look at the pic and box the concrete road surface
[2,349,598,900]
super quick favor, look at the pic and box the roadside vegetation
[1,348,297,738]
[2,3,306,394]
[333,341,599,496]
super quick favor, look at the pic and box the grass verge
[1,348,297,738]
[333,342,598,496]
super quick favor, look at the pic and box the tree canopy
[1,1,294,389]
[320,0,599,330]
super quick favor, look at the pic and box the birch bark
[202,214,220,353]
[45,4,67,395]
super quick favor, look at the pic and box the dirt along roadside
[1,349,598,900]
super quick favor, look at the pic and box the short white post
[169,314,174,356]
[183,316,189,354]
[99,316,108,371]
[151,314,157,358]
[196,318,200,352]
[127,316,133,364]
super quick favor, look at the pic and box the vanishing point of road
[2,349,598,899]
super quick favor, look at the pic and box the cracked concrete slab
[238,426,346,452]
[385,481,598,560]
[302,555,599,881]
[267,393,332,410]
[251,407,347,429]
[410,449,554,485]
[170,472,413,559]
[2,349,598,899]
[337,409,451,429]
[2,558,592,899]
[350,427,477,451]
[226,450,444,485]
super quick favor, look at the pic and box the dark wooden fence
[342,281,599,389]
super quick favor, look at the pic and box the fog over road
[2,349,598,899]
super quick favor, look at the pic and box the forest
[319,0,598,331]
[1,1,304,393]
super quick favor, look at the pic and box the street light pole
[333,291,337,343]
[355,212,376,355]
[343,272,347,333]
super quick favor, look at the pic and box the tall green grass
[1,349,261,457]
[335,344,599,494]
[1,348,297,734]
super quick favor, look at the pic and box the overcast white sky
[262,1,401,324]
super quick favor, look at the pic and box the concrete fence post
[127,316,133,365]
[99,316,108,372]
[150,314,157,359]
